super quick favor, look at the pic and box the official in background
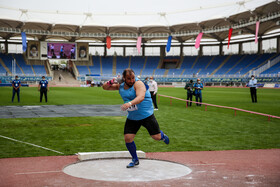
[12,75,21,103]
[193,78,203,106]
[248,75,257,103]
[38,76,49,102]
[148,76,158,110]
[184,79,194,106]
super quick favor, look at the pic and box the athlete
[102,68,169,168]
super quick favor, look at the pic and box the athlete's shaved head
[122,68,135,78]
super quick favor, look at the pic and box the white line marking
[15,170,61,175]
[0,135,64,154]
[188,163,226,166]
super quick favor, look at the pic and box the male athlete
[102,68,169,168]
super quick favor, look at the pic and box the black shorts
[124,114,160,135]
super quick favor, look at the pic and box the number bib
[127,104,138,111]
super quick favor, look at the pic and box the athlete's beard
[125,80,134,88]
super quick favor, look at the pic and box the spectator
[148,76,158,110]
[248,75,257,103]
[193,78,203,106]
[144,77,149,85]
[184,79,194,106]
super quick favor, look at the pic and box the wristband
[128,102,132,106]
[107,79,114,86]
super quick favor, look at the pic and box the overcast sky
[0,0,274,26]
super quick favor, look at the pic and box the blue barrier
[0,76,52,83]
[0,83,29,87]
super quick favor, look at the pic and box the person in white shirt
[148,77,158,110]
[248,75,257,103]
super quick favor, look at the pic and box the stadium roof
[0,0,279,43]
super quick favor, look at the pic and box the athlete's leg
[142,114,169,144]
[124,119,141,168]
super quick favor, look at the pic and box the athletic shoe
[126,158,139,168]
[154,108,158,110]
[162,133,169,144]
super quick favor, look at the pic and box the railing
[158,94,280,121]
[253,54,280,75]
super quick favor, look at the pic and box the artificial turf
[0,86,279,158]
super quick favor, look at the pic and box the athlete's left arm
[120,81,146,111]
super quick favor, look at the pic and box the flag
[106,36,111,49]
[21,32,27,52]
[227,28,233,49]
[255,21,260,43]
[166,35,172,52]
[136,36,142,54]
[195,32,203,49]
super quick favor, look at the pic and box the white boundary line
[15,170,62,175]
[0,135,64,154]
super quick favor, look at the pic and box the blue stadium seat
[33,65,46,75]
[13,54,34,75]
[130,56,145,76]
[76,66,89,76]
[116,56,129,75]
[101,56,113,76]
[89,56,101,75]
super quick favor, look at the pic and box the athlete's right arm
[102,79,120,90]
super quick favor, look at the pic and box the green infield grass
[0,86,279,158]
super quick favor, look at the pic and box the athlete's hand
[106,79,115,86]
[121,103,131,111]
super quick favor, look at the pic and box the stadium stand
[76,65,89,76]
[0,62,6,74]
[0,53,14,73]
[215,55,244,75]
[261,60,280,75]
[90,56,101,75]
[32,65,47,76]
[116,56,129,75]
[130,56,146,76]
[13,54,34,75]
[181,56,198,75]
[142,56,160,76]
[73,53,279,78]
[101,56,113,76]
[199,56,228,75]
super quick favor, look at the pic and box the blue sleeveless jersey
[119,80,154,120]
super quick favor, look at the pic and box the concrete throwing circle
[63,159,192,182]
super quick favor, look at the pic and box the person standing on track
[11,75,21,103]
[102,68,169,168]
[38,76,49,103]
[248,75,257,103]
[148,76,158,110]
